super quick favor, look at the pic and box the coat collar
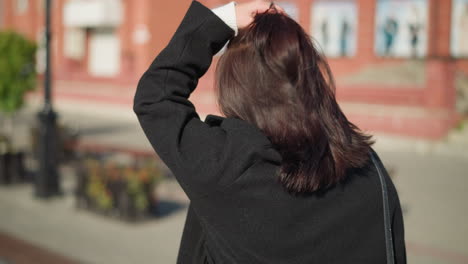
[204,114,226,126]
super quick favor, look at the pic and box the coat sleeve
[371,149,407,264]
[392,195,407,264]
[133,1,268,199]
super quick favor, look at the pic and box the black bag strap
[370,151,395,264]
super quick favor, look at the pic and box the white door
[88,28,120,77]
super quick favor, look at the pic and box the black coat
[133,1,406,263]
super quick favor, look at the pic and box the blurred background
[0,0,467,263]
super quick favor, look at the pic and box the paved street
[0,100,467,263]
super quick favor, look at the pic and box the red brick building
[1,0,467,139]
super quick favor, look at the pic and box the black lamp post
[34,0,60,198]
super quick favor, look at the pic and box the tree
[0,31,37,150]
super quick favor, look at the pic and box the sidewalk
[0,81,467,263]
[0,232,79,264]
[0,175,188,264]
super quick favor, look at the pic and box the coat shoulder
[204,115,269,144]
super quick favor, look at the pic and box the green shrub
[0,31,37,113]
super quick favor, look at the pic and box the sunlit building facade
[1,0,467,139]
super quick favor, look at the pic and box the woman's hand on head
[235,0,285,29]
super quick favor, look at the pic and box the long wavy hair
[215,9,373,194]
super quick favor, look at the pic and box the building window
[375,0,428,58]
[36,29,46,74]
[88,28,121,77]
[16,0,29,14]
[311,0,358,58]
[451,0,468,58]
[64,28,86,60]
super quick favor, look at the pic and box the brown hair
[215,10,373,194]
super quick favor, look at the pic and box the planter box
[0,152,26,185]
[74,151,162,222]
[0,153,10,184]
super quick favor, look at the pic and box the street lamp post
[35,0,60,198]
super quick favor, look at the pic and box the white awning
[64,0,123,27]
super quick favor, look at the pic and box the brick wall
[1,0,467,138]
[2,0,466,85]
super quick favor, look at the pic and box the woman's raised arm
[133,1,280,200]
